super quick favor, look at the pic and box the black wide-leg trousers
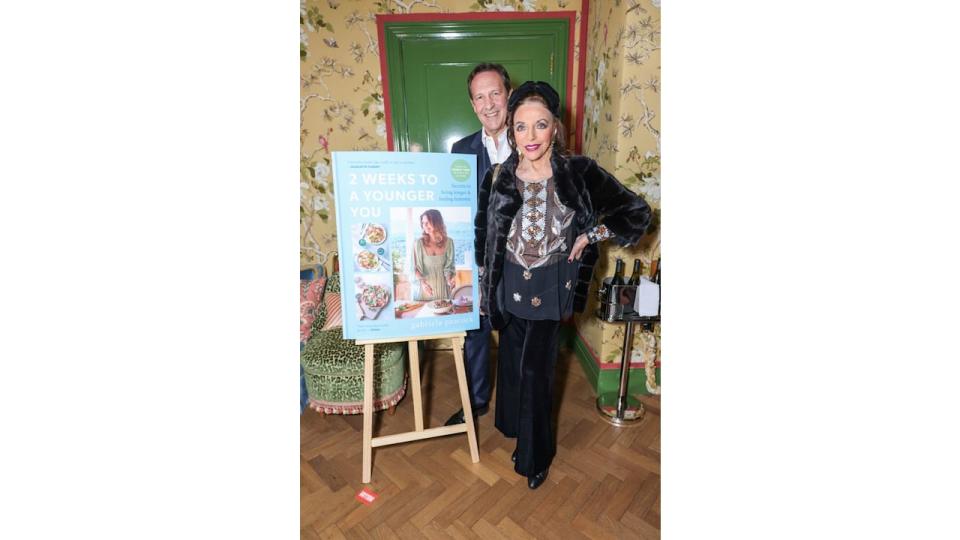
[494,315,561,478]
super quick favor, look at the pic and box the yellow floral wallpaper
[301,0,585,268]
[579,0,660,383]
[300,0,660,385]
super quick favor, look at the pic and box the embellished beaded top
[505,176,576,269]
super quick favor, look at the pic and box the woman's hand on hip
[569,233,590,261]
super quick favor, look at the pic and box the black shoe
[511,450,517,463]
[444,405,489,426]
[527,468,549,490]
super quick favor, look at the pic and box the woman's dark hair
[466,63,512,99]
[506,93,568,157]
[419,209,448,248]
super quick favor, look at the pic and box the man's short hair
[466,63,511,99]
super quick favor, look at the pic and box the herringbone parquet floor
[300,343,660,539]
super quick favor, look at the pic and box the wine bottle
[607,258,625,304]
[611,258,625,286]
[628,258,642,285]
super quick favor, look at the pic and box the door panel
[383,19,570,153]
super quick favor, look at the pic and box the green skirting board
[560,324,660,397]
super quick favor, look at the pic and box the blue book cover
[331,151,480,341]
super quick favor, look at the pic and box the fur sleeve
[579,158,652,247]
[474,167,494,266]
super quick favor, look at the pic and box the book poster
[331,151,480,341]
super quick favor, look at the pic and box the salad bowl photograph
[360,284,390,310]
[355,282,391,321]
[361,223,387,246]
[355,250,380,271]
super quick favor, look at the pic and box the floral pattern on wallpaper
[582,0,660,208]
[578,0,660,377]
[300,0,585,267]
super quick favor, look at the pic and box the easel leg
[452,336,479,462]
[362,343,374,483]
[407,340,424,432]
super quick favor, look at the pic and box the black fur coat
[475,151,652,329]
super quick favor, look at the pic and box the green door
[382,19,570,152]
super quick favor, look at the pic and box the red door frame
[376,7,589,154]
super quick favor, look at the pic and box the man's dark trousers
[452,130,495,413]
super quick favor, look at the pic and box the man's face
[469,70,509,137]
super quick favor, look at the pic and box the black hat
[507,80,561,117]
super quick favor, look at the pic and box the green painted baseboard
[563,325,660,397]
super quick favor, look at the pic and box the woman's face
[513,101,556,164]
[421,215,435,235]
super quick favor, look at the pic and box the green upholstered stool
[301,273,407,414]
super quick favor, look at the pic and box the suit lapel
[470,131,491,181]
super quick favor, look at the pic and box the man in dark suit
[445,63,513,426]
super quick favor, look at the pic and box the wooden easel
[355,332,479,483]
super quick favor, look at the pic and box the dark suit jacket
[451,130,493,191]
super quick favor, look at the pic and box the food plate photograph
[426,299,453,315]
[361,223,387,246]
[355,281,391,320]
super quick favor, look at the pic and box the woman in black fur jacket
[475,81,652,489]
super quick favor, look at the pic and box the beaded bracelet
[586,224,614,244]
